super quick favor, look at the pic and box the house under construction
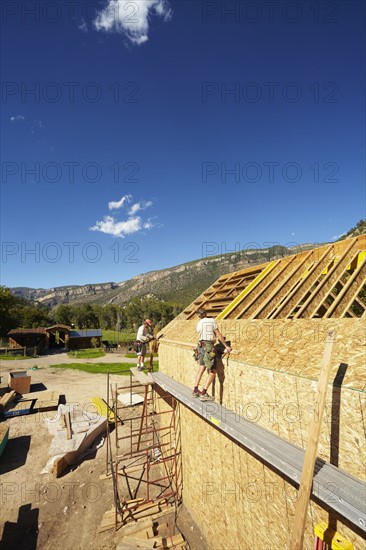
[148,234,366,549]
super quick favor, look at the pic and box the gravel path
[0,351,138,369]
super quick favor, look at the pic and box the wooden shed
[7,326,102,352]
[7,328,47,350]
[68,329,102,350]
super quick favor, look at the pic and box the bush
[90,337,100,348]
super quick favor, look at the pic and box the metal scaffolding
[105,368,181,530]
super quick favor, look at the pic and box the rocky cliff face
[12,282,120,307]
[10,245,309,308]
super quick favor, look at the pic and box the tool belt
[134,340,144,352]
[199,340,214,347]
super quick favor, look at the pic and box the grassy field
[67,348,105,359]
[102,330,135,344]
[53,362,159,374]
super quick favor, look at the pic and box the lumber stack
[20,390,60,411]
[99,498,186,549]
[0,389,36,417]
[0,390,17,412]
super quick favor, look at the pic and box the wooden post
[148,350,154,372]
[65,412,72,440]
[290,329,335,549]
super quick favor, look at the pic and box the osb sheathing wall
[158,318,366,549]
[178,406,364,550]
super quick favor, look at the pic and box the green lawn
[102,330,135,344]
[52,361,159,375]
[67,348,105,359]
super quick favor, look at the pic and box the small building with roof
[7,325,102,352]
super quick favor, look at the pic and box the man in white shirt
[136,319,153,370]
[193,308,232,401]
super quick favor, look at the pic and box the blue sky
[1,0,365,288]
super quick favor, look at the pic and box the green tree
[54,304,75,326]
[95,304,121,330]
[123,296,181,331]
[0,286,19,335]
[74,304,99,328]
[16,304,51,328]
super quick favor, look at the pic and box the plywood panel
[174,403,365,550]
[158,242,366,549]
[159,318,366,481]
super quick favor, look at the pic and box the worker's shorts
[198,341,216,373]
[136,342,147,357]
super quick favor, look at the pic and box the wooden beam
[130,368,154,386]
[290,330,335,549]
[324,256,366,317]
[235,256,296,318]
[0,390,17,411]
[216,262,276,320]
[65,411,72,440]
[330,281,365,317]
[184,272,239,319]
[294,241,358,318]
[252,250,314,319]
[270,246,334,319]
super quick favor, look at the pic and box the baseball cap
[145,319,152,326]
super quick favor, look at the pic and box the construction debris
[20,389,59,412]
[99,498,186,548]
[42,403,107,476]
[0,390,17,412]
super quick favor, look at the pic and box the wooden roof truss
[182,236,366,320]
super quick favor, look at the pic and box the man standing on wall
[136,319,153,371]
[193,308,232,401]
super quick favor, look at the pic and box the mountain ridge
[11,219,366,309]
[10,244,314,308]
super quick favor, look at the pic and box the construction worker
[136,319,153,370]
[193,308,232,401]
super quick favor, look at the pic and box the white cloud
[90,215,142,237]
[91,195,156,237]
[108,194,132,210]
[143,218,157,230]
[10,115,25,122]
[93,0,172,45]
[79,18,88,32]
[128,200,153,215]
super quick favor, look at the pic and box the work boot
[192,388,201,398]
[199,392,214,401]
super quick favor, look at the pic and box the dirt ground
[0,353,208,550]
